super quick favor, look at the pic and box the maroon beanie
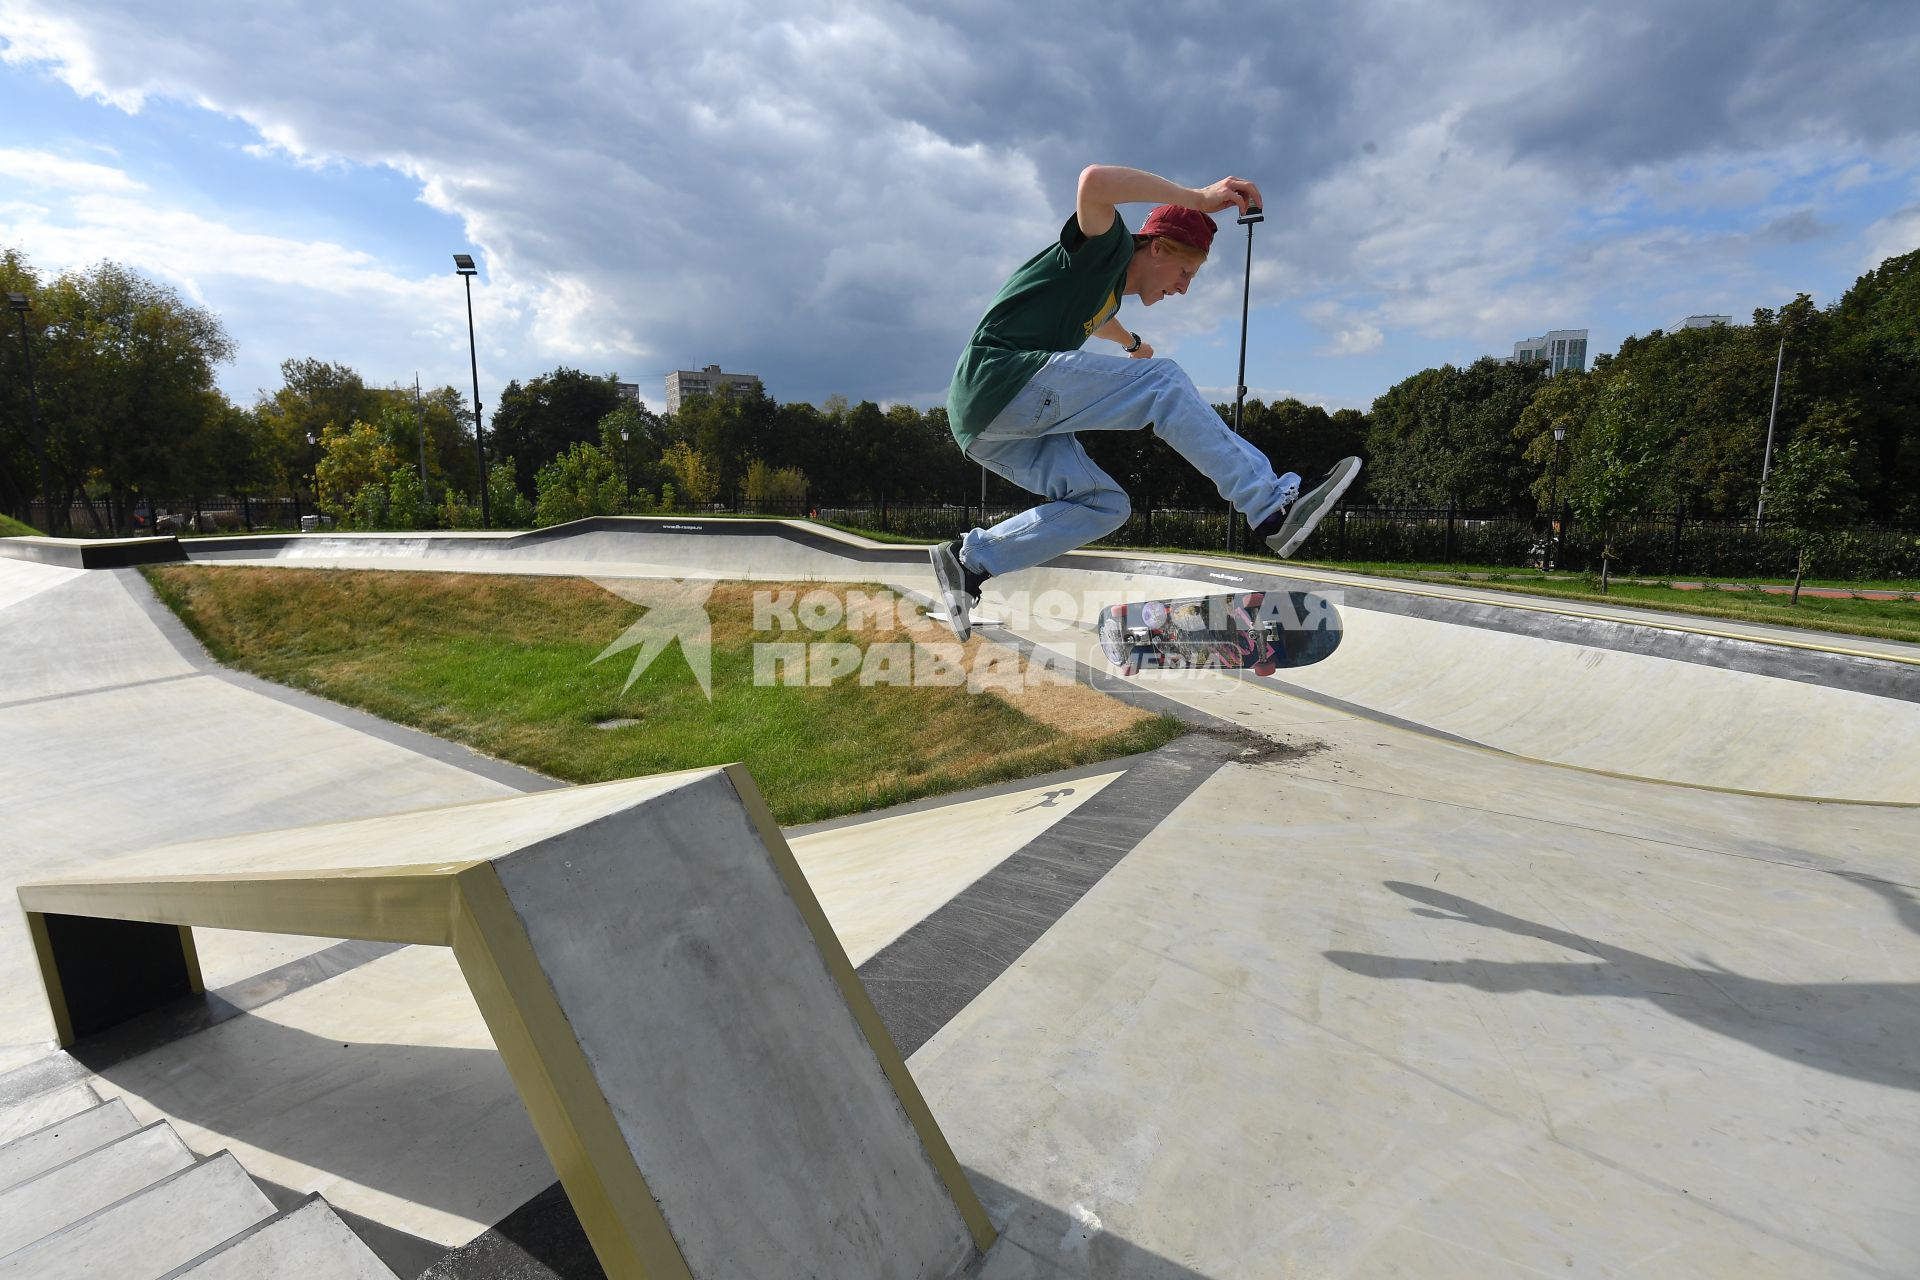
[1139,205,1218,253]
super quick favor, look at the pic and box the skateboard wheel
[1252,661,1276,677]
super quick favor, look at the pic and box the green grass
[142,566,1184,825]
[0,514,43,537]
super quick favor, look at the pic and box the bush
[387,466,430,530]
[346,481,389,530]
[439,489,483,530]
[534,442,628,527]
[743,458,808,509]
[487,459,534,528]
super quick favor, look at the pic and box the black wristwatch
[1124,331,1142,353]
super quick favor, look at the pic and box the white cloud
[1859,206,1920,271]
[0,147,142,193]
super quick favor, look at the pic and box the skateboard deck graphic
[1096,589,1342,676]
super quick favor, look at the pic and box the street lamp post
[453,254,489,528]
[1226,203,1264,555]
[7,293,52,535]
[619,426,631,511]
[1549,424,1567,571]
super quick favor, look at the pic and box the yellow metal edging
[450,864,692,1280]
[16,864,475,946]
[23,911,76,1047]
[723,763,999,1255]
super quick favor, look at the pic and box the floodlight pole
[8,294,51,534]
[1226,203,1263,554]
[1755,333,1785,530]
[413,372,429,496]
[455,256,489,528]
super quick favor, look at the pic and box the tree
[598,401,670,499]
[488,369,627,497]
[0,247,45,524]
[742,458,808,508]
[1514,369,1598,508]
[1234,398,1370,503]
[386,464,430,531]
[314,420,402,527]
[1827,248,1920,521]
[1766,436,1863,605]
[534,441,628,526]
[672,384,780,499]
[31,261,234,533]
[660,441,719,508]
[1365,359,1544,508]
[487,459,534,527]
[255,358,387,500]
[1564,378,1667,591]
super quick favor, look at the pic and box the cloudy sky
[3,0,1917,421]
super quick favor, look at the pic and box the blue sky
[3,1,1917,421]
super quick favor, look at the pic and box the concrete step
[0,1151,274,1280]
[0,1121,194,1256]
[161,1194,398,1280]
[0,1097,139,1192]
[0,1082,102,1145]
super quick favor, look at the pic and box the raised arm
[1075,165,1265,239]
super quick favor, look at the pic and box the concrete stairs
[0,1079,396,1279]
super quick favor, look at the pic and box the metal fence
[25,494,319,536]
[21,492,1920,580]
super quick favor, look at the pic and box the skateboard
[1096,589,1342,677]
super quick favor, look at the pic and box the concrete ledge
[0,535,186,570]
[16,767,994,1280]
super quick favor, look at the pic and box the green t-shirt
[945,213,1134,449]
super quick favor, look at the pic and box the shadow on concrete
[70,1009,1215,1279]
[1834,870,1920,940]
[1326,880,1920,1093]
[424,1169,1215,1280]
[82,1013,546,1275]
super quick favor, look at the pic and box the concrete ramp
[916,549,1914,804]
[183,517,933,588]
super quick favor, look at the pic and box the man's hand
[1191,176,1263,216]
[1093,315,1152,357]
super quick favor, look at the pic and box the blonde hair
[1133,234,1207,264]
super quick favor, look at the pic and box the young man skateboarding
[930,164,1360,641]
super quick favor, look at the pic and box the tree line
[1367,249,1918,528]
[4,241,1913,541]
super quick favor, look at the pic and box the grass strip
[143,566,1184,826]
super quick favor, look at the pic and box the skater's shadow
[1834,870,1920,940]
[1325,880,1920,1092]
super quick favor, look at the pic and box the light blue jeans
[960,350,1294,577]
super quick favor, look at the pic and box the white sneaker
[1261,457,1362,558]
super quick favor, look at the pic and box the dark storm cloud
[4,0,1917,407]
[1463,0,1920,169]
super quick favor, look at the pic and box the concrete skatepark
[2,517,1917,1278]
